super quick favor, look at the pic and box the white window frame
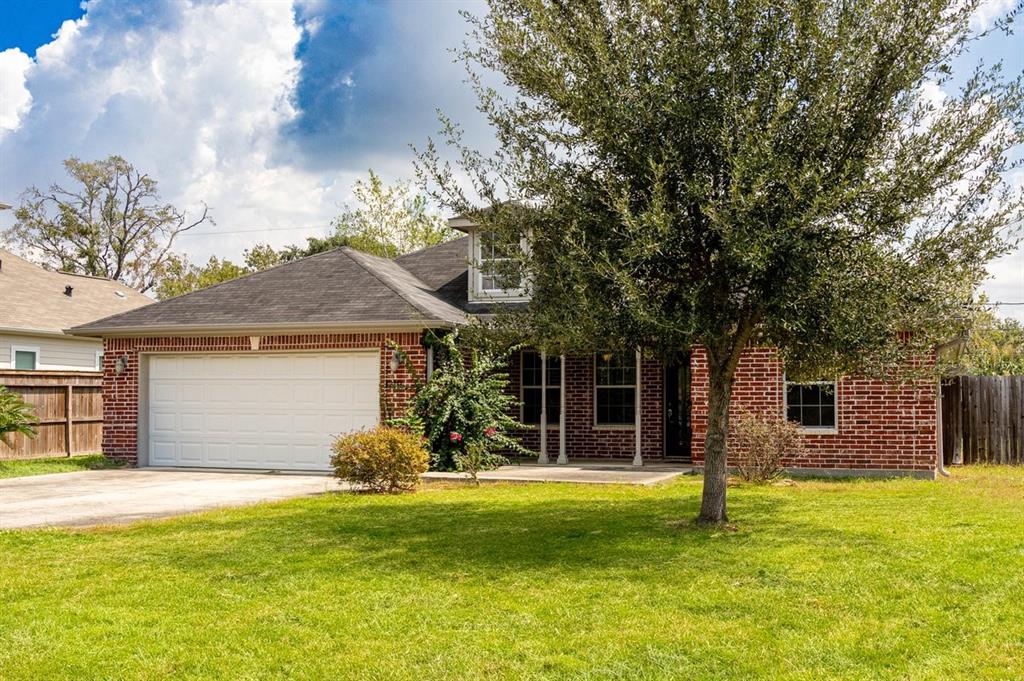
[95,350,104,371]
[593,352,637,429]
[783,375,839,433]
[520,350,561,427]
[11,345,40,371]
[469,229,530,302]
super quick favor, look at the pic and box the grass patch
[0,453,121,479]
[2,467,1023,679]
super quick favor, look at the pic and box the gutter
[0,326,97,340]
[64,319,459,338]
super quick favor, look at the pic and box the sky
[0,0,1021,318]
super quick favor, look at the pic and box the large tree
[5,156,211,293]
[419,0,1024,522]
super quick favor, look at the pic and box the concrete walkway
[423,463,692,486]
[0,469,345,530]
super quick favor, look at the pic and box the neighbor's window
[522,351,561,425]
[785,379,837,429]
[12,348,38,371]
[476,230,523,294]
[595,352,636,426]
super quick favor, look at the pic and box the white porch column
[538,350,549,464]
[557,354,567,464]
[633,348,643,467]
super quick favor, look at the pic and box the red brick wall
[101,332,426,465]
[690,346,938,472]
[508,352,664,461]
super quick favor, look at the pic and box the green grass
[2,468,1024,680]
[0,453,121,479]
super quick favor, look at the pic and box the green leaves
[409,333,531,471]
[0,387,37,448]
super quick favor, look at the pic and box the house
[0,249,151,372]
[69,220,940,478]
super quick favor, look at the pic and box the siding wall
[0,334,102,372]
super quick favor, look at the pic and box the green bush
[0,387,36,448]
[330,425,429,493]
[408,333,529,471]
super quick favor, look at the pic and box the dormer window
[470,230,529,301]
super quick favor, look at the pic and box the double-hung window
[521,351,560,425]
[784,378,837,429]
[475,230,524,296]
[595,352,636,426]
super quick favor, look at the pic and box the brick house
[70,218,940,478]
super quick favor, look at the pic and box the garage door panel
[148,352,379,471]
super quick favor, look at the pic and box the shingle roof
[394,237,471,310]
[0,249,151,336]
[69,246,470,336]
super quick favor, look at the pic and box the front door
[664,357,692,461]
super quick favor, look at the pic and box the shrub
[728,411,805,484]
[0,387,36,448]
[330,425,429,493]
[408,333,530,471]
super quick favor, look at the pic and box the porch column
[538,350,549,464]
[557,354,567,464]
[633,348,643,466]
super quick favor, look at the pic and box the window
[95,351,104,371]
[595,352,636,426]
[785,379,837,429]
[475,230,524,296]
[11,346,39,371]
[521,351,560,425]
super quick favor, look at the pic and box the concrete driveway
[0,469,346,530]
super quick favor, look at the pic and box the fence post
[65,384,74,457]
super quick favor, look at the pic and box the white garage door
[148,352,379,471]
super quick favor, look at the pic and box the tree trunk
[698,355,736,524]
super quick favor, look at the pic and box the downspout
[935,382,950,478]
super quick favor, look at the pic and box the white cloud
[0,0,352,260]
[0,48,33,135]
[971,0,1015,30]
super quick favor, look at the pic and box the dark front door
[664,358,692,461]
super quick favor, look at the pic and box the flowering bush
[330,425,429,493]
[410,333,530,471]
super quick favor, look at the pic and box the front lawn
[2,468,1023,680]
[0,453,121,479]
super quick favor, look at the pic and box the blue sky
[0,0,1021,316]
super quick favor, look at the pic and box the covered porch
[506,349,694,467]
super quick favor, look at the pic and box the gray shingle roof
[69,247,470,336]
[0,249,151,336]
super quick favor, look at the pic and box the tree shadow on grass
[137,484,909,585]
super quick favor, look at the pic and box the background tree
[328,170,457,258]
[5,156,211,293]
[419,0,1024,522]
[960,305,1024,375]
[155,244,280,300]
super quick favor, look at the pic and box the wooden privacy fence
[0,371,103,460]
[942,375,1024,465]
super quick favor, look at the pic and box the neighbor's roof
[0,249,151,337]
[69,246,471,336]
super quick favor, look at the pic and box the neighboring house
[1,249,151,372]
[70,219,940,478]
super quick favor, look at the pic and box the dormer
[448,213,531,303]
